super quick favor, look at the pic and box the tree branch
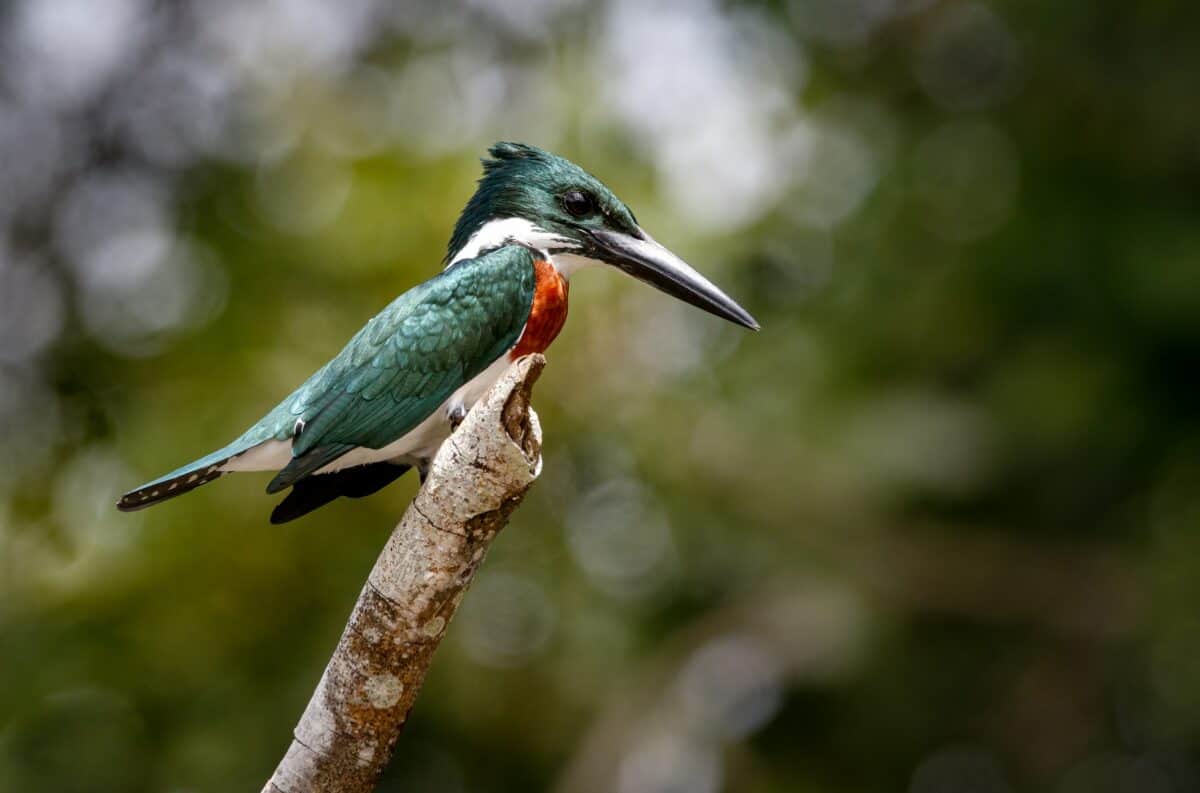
[264,354,546,793]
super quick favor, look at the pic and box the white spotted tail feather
[117,465,226,511]
[116,442,250,511]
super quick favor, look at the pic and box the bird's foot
[447,404,469,431]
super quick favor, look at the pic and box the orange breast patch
[510,257,569,358]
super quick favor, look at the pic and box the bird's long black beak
[589,228,760,331]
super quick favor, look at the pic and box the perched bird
[117,143,758,523]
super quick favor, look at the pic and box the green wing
[247,245,537,492]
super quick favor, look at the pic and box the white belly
[221,355,513,475]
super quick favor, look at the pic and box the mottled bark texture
[264,354,545,793]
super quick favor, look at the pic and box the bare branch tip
[503,354,545,456]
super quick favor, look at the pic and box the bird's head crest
[446,142,639,263]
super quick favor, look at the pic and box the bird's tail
[116,440,253,512]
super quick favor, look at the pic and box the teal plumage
[118,245,537,512]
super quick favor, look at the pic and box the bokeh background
[1,0,1199,791]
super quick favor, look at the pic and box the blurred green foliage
[1,0,1199,792]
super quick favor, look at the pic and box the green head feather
[446,142,639,262]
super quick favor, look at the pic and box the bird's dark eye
[562,190,596,218]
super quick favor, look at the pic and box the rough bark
[264,354,546,793]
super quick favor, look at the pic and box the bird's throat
[511,257,569,358]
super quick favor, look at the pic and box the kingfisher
[117,143,758,523]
